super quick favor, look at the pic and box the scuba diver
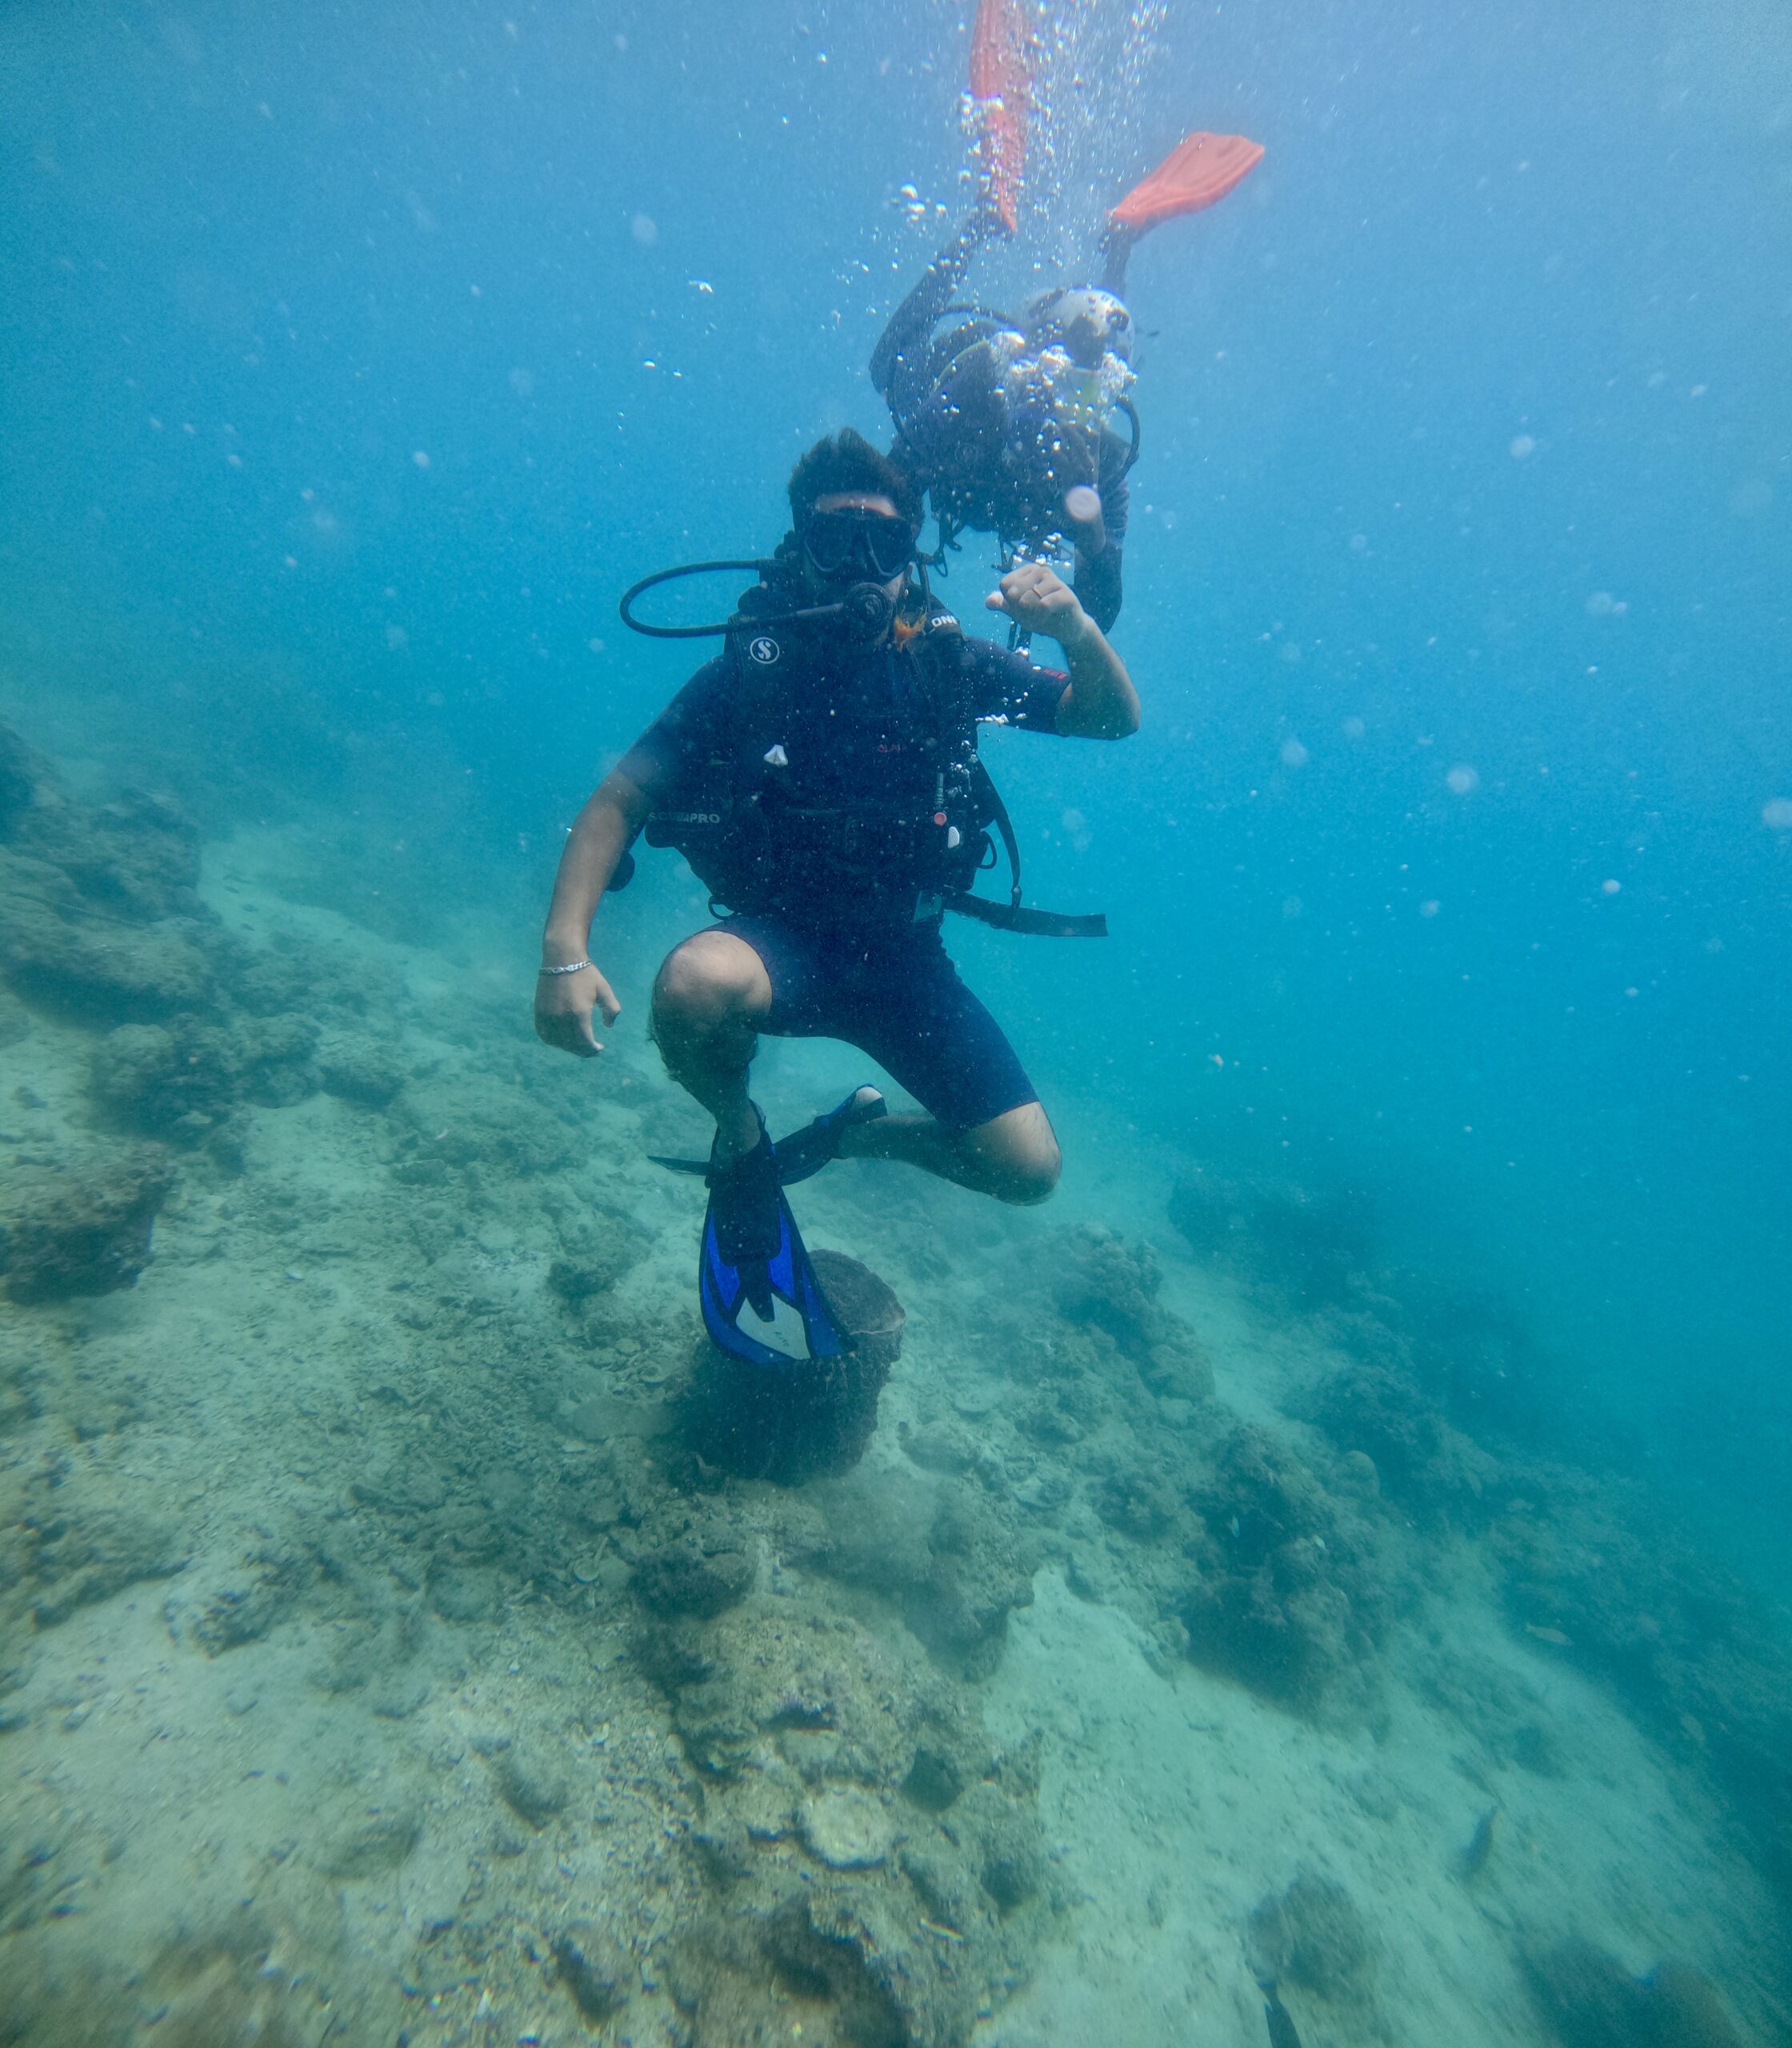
[872,0,1263,632]
[534,429,1138,1370]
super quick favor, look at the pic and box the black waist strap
[944,890,1107,939]
[949,765,1106,937]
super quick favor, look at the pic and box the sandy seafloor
[2,722,1790,2048]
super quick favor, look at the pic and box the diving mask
[801,506,916,583]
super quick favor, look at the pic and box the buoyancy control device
[614,553,1106,938]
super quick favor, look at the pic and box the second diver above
[534,429,1139,1366]
[873,130,1264,634]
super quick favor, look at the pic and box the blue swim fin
[700,1182,849,1368]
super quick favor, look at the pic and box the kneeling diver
[534,429,1138,1368]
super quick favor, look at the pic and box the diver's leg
[650,930,772,1161]
[1098,221,1135,298]
[842,1099,1061,1204]
[822,932,1058,1203]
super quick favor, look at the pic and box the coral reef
[1489,1466,1792,1889]
[0,718,218,1023]
[1245,1870,1375,1994]
[1053,1222,1214,1402]
[1524,1939,1743,2048]
[627,1499,1050,2048]
[1294,1250,1792,1883]
[0,1150,173,1301]
[24,1497,189,1629]
[90,1014,319,1145]
[1178,1426,1392,1713]
[1167,1167,1374,1309]
[3,704,1789,2048]
[1304,1350,1502,1524]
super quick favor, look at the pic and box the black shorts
[717,914,1039,1133]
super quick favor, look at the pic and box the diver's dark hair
[787,428,922,537]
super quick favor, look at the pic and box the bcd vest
[641,580,1105,939]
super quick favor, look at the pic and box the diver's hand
[533,960,620,1058]
[986,562,1092,649]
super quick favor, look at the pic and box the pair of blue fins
[652,1086,887,1369]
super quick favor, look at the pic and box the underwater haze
[2,2,1790,2046]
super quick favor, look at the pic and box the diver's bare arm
[534,769,652,1055]
[986,562,1139,739]
[1054,615,1139,739]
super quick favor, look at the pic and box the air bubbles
[1762,798,1792,830]
[1445,765,1478,795]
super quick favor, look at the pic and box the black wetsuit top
[618,624,1067,936]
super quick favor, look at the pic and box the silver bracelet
[538,959,593,976]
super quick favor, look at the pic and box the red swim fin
[1109,130,1265,233]
[970,0,1030,233]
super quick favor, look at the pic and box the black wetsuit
[619,615,1070,1130]
[871,212,1132,632]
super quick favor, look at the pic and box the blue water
[2,0,1787,1550]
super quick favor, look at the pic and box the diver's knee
[1000,1140,1062,1206]
[976,1125,1061,1205]
[652,934,765,1030]
[965,1103,1061,1205]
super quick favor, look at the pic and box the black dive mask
[800,506,915,582]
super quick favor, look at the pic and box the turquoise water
[2,4,1789,2044]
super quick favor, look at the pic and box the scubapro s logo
[747,634,781,666]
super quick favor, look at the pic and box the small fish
[1525,1622,1574,1648]
[1257,1978,1302,2048]
[1458,1804,1498,1881]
